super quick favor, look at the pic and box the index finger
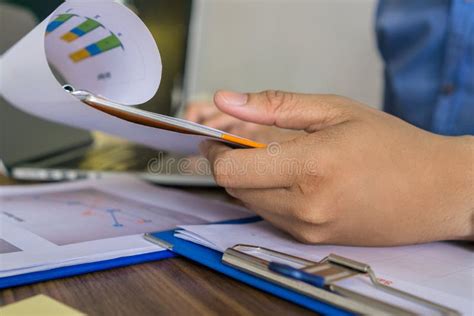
[200,140,304,189]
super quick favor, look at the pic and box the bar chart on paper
[46,14,76,33]
[46,12,124,63]
[61,17,102,42]
[0,189,204,245]
[40,2,160,107]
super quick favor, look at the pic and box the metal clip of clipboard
[222,244,460,316]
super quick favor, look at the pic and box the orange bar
[221,134,266,148]
[61,32,79,42]
[69,49,90,63]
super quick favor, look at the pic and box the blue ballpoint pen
[268,262,326,288]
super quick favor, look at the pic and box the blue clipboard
[147,217,353,316]
[0,250,174,289]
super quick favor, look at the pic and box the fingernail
[218,91,248,106]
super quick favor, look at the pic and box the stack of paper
[176,221,474,315]
[0,176,250,278]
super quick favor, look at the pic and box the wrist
[436,135,474,240]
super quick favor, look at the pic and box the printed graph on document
[43,7,152,91]
[0,189,205,246]
[46,12,124,64]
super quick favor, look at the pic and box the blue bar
[71,28,86,36]
[46,21,62,33]
[85,44,101,56]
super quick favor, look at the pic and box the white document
[0,176,250,277]
[0,0,218,155]
[176,221,474,315]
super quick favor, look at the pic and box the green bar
[96,34,122,52]
[77,19,101,33]
[55,14,74,22]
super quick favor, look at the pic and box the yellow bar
[69,49,90,63]
[221,134,266,148]
[61,32,79,42]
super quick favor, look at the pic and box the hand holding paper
[0,0,263,155]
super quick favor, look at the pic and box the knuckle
[264,90,286,108]
[290,227,326,244]
[212,153,235,187]
[262,90,297,114]
[225,187,239,198]
[291,201,330,225]
[213,172,233,187]
[323,95,358,121]
[323,94,350,104]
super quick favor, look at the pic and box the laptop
[0,0,215,186]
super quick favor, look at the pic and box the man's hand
[200,90,474,246]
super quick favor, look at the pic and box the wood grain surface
[0,258,316,315]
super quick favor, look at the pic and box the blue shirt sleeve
[376,0,474,136]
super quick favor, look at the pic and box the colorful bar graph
[46,14,75,33]
[69,34,122,63]
[61,18,102,42]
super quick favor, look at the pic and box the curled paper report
[0,0,264,154]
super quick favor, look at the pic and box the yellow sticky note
[0,294,85,316]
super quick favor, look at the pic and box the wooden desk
[0,176,314,315]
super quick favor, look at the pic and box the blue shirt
[376,0,474,136]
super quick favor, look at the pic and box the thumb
[213,90,349,131]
